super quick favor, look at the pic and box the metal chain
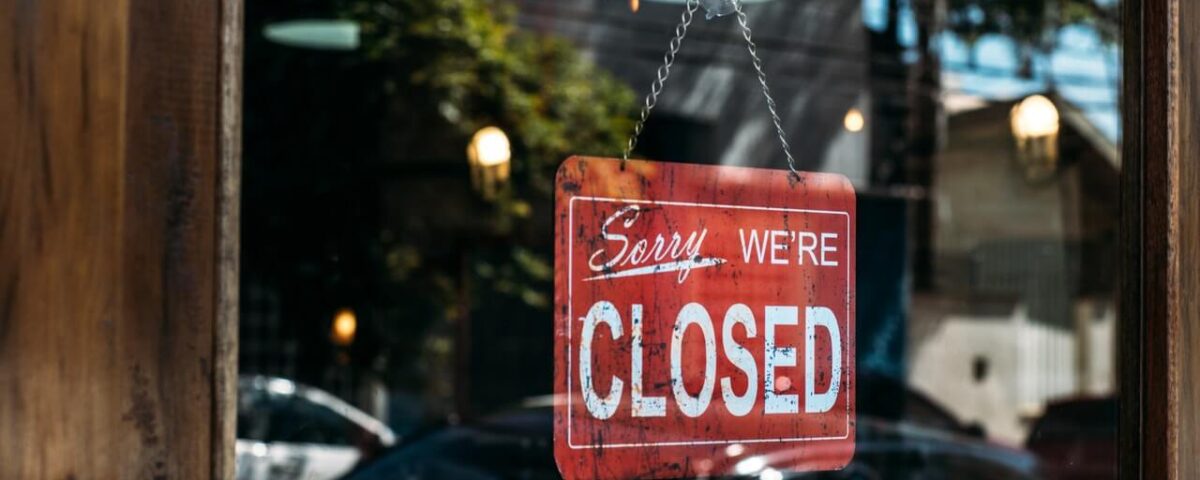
[621,0,799,177]
[734,1,798,175]
[622,0,701,163]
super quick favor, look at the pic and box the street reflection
[239,0,1121,478]
[344,374,1061,479]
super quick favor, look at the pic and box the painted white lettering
[667,232,685,258]
[798,232,819,265]
[651,235,668,262]
[631,304,666,417]
[580,301,624,419]
[679,229,709,265]
[588,206,637,272]
[820,233,839,267]
[628,239,649,265]
[739,229,842,268]
[740,229,770,263]
[805,306,841,413]
[764,306,799,414]
[670,303,717,418]
[770,231,789,265]
[585,206,721,284]
[721,304,758,417]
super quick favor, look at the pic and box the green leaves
[338,0,633,318]
[342,0,633,194]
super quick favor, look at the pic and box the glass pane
[239,0,1122,478]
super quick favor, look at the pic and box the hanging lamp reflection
[331,308,357,347]
[1010,95,1060,182]
[843,107,865,133]
[467,127,512,201]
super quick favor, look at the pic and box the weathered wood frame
[0,0,241,477]
[2,0,1196,477]
[1120,0,1199,478]
[216,0,244,478]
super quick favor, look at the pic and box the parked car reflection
[237,375,396,480]
[1025,397,1117,480]
[343,374,1037,479]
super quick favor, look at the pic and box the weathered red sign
[554,157,856,479]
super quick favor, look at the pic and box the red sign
[554,157,857,479]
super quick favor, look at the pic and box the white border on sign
[566,196,854,450]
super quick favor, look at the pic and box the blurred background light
[724,443,746,457]
[844,107,866,133]
[760,468,784,480]
[735,456,767,475]
[1010,94,1061,181]
[468,127,513,200]
[1011,94,1060,138]
[331,308,358,346]
[264,20,360,50]
[468,127,512,167]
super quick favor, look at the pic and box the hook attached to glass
[700,0,738,19]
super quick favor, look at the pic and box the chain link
[620,0,799,177]
[734,1,798,175]
[622,0,701,164]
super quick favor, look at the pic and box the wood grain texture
[0,0,232,477]
[1118,1,1144,477]
[1175,0,1200,475]
[214,0,244,478]
[1122,0,1200,478]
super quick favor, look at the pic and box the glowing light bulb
[1011,95,1060,139]
[331,308,357,346]
[468,127,512,167]
[843,107,865,133]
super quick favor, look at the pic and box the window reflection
[240,0,1120,478]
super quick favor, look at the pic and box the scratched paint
[554,157,857,479]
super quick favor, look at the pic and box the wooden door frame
[3,0,1178,476]
[1120,0,1199,478]
[216,0,243,478]
[0,0,241,477]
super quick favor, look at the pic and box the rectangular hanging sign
[554,157,856,479]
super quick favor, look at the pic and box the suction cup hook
[701,0,738,19]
